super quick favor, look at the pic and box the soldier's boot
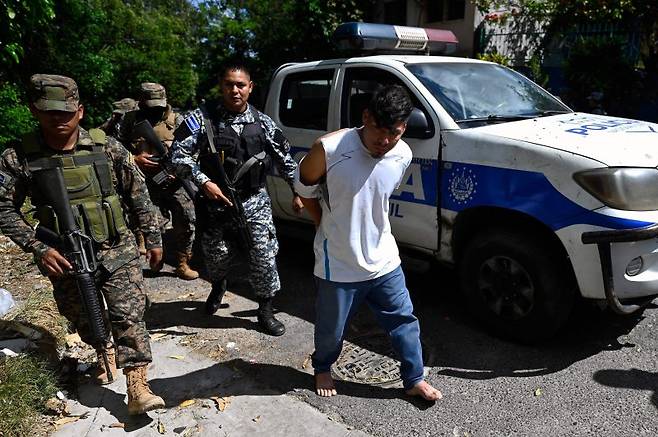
[135,232,147,256]
[174,251,199,280]
[93,347,118,385]
[257,297,286,336]
[204,279,227,315]
[124,365,165,415]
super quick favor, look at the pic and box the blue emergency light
[333,22,458,55]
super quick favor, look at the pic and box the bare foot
[315,372,337,397]
[405,380,442,401]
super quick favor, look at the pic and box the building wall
[418,1,482,57]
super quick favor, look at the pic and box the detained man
[294,85,442,401]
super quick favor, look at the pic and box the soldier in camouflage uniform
[98,97,138,137]
[171,62,303,336]
[116,83,198,280]
[0,75,165,415]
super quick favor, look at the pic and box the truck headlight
[573,167,658,211]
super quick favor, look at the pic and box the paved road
[141,229,657,436]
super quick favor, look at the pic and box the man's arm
[0,149,50,257]
[259,112,298,191]
[106,137,162,250]
[294,139,327,225]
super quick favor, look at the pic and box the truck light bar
[333,22,458,55]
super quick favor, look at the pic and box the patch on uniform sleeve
[273,130,291,152]
[0,170,12,188]
[174,113,202,141]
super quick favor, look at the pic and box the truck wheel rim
[477,255,535,320]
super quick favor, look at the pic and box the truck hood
[470,113,658,166]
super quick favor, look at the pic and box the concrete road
[108,229,657,436]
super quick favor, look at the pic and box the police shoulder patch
[0,170,13,188]
[184,113,201,133]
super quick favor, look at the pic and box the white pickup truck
[263,22,658,341]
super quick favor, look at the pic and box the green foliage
[0,354,60,436]
[477,52,511,66]
[0,83,36,153]
[0,0,55,73]
[195,0,365,103]
[563,37,640,116]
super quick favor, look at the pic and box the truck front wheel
[459,228,575,343]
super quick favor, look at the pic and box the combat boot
[204,279,227,315]
[135,231,147,256]
[174,251,199,280]
[257,297,285,336]
[124,365,165,415]
[93,347,118,385]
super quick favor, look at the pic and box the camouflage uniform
[116,84,196,257]
[98,97,138,138]
[171,104,297,298]
[0,128,161,368]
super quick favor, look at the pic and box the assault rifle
[199,103,253,253]
[132,119,198,199]
[32,168,113,382]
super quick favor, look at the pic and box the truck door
[340,65,440,252]
[268,68,337,219]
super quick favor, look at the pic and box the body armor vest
[21,129,128,244]
[201,111,271,198]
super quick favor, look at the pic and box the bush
[0,82,36,153]
[563,36,640,117]
[0,354,60,436]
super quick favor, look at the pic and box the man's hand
[202,181,233,206]
[146,247,163,271]
[134,152,161,171]
[40,248,72,277]
[292,195,304,214]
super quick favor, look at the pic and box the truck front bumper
[582,223,658,315]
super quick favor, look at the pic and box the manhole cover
[331,333,402,387]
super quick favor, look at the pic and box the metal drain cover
[331,333,402,386]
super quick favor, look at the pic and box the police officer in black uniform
[170,62,303,336]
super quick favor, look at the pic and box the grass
[0,354,60,437]
[5,288,69,348]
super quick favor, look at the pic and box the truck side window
[279,69,334,130]
[341,67,432,137]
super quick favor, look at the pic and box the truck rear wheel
[459,228,575,343]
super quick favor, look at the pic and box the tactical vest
[21,129,128,244]
[201,111,271,198]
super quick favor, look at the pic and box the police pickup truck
[264,22,658,341]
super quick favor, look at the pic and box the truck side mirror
[404,107,434,139]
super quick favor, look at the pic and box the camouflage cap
[139,82,167,108]
[112,97,138,115]
[29,74,80,112]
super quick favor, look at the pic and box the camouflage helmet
[112,97,138,115]
[138,82,167,108]
[29,74,80,112]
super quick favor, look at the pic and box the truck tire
[459,228,575,343]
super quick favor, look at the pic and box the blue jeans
[312,265,424,390]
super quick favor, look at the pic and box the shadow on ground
[75,358,434,432]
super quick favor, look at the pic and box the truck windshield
[406,62,571,127]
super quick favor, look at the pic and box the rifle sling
[232,151,266,185]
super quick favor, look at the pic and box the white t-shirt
[311,128,412,282]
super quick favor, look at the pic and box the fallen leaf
[301,354,311,369]
[44,398,67,415]
[169,355,185,360]
[150,333,167,341]
[252,415,261,422]
[64,333,82,348]
[109,422,125,429]
[177,292,195,300]
[534,388,542,397]
[210,396,232,412]
[179,399,196,408]
[157,420,166,434]
[53,416,80,428]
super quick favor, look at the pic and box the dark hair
[367,85,413,129]
[220,60,251,80]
